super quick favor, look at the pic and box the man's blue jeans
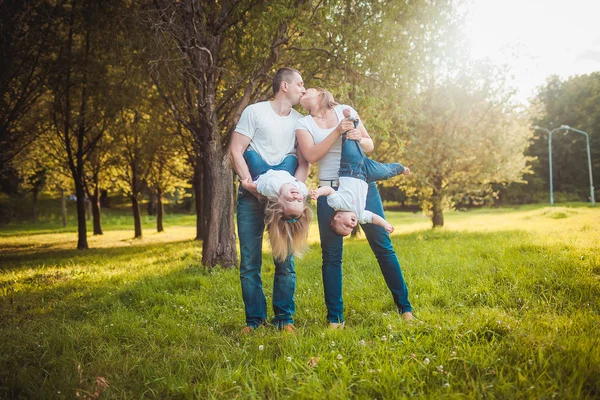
[237,150,298,328]
[339,134,405,182]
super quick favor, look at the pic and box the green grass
[1,203,599,398]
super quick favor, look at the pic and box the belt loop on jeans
[319,179,339,188]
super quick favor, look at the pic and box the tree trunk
[193,156,204,240]
[201,131,237,268]
[61,188,67,227]
[91,186,102,235]
[131,195,142,239]
[32,188,39,223]
[157,188,164,232]
[431,179,444,227]
[85,196,91,221]
[75,178,88,249]
[147,191,156,216]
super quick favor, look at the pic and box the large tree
[50,0,129,248]
[146,0,317,267]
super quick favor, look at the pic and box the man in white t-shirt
[229,68,307,333]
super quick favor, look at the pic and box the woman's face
[299,88,320,112]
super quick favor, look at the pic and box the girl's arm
[296,119,355,164]
[294,146,310,182]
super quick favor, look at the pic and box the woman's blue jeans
[237,150,298,328]
[317,181,412,323]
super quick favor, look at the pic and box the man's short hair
[272,67,301,96]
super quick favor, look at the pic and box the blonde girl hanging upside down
[241,149,313,262]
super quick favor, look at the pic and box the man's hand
[241,177,259,197]
[402,166,411,176]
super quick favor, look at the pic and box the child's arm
[371,214,394,234]
[310,186,335,200]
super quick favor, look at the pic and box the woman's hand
[345,128,362,141]
[335,119,356,136]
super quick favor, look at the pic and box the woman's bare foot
[401,312,414,321]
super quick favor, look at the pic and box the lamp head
[560,125,570,129]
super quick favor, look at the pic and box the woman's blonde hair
[264,200,313,261]
[313,87,338,111]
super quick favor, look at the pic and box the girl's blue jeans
[339,134,405,182]
[237,149,298,328]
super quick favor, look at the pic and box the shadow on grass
[0,238,201,272]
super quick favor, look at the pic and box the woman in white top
[296,87,413,328]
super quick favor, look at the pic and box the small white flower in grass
[331,341,336,347]
[258,345,264,351]
[443,383,450,388]
[387,324,393,331]
[437,365,444,372]
[450,351,457,357]
[337,354,343,360]
[381,335,387,341]
[209,327,213,331]
[389,334,394,340]
[358,340,366,346]
[286,356,292,362]
[424,358,430,365]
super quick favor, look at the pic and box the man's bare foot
[241,326,255,334]
[401,312,414,321]
[281,324,296,333]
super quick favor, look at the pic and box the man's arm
[229,132,252,181]
[229,132,260,197]
[294,146,310,182]
[371,214,394,234]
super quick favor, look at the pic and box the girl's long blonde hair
[264,200,313,261]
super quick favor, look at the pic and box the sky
[464,0,600,103]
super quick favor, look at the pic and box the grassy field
[1,202,599,398]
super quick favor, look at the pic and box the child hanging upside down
[311,108,410,236]
[241,150,312,261]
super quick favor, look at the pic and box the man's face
[333,211,358,236]
[285,72,306,105]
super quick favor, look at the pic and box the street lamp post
[559,125,595,207]
[533,126,567,206]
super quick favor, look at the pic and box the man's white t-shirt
[235,101,303,166]
[255,169,309,200]
[326,177,374,224]
[295,105,358,181]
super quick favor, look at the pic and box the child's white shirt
[255,169,308,200]
[326,177,374,224]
